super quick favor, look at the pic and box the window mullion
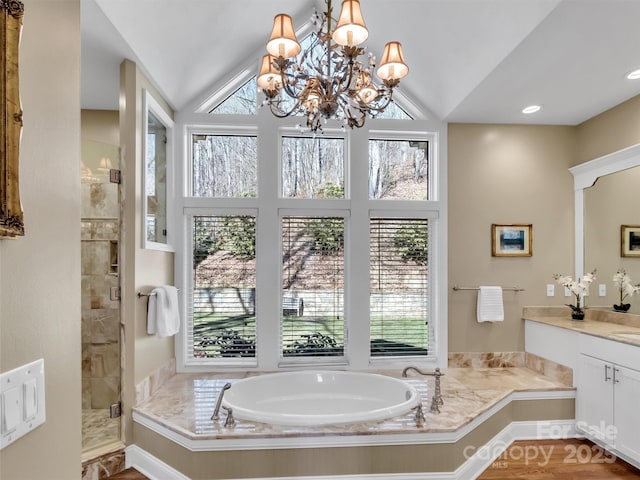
[346,127,370,369]
[255,117,280,370]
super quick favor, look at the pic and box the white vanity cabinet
[612,364,640,462]
[576,335,640,466]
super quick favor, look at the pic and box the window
[189,214,257,361]
[191,134,257,197]
[281,215,345,359]
[143,90,174,250]
[209,76,257,115]
[369,139,428,200]
[178,71,445,371]
[370,218,429,357]
[281,136,345,198]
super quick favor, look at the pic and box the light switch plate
[546,284,555,297]
[0,359,45,450]
[598,284,606,296]
[564,287,572,297]
[23,379,37,420]
[1,387,20,434]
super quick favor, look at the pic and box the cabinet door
[576,354,614,444]
[614,365,640,461]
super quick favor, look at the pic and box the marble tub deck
[133,367,573,441]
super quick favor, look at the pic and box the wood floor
[105,439,639,480]
[104,468,148,480]
[478,439,640,479]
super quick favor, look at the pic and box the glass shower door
[81,139,121,452]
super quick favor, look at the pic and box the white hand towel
[147,286,181,337]
[477,286,504,322]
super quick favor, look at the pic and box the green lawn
[193,312,428,358]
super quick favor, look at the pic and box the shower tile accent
[448,351,525,368]
[81,218,121,411]
[81,183,119,219]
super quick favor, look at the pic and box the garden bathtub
[222,371,420,426]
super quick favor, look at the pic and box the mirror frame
[142,89,174,251]
[569,143,640,279]
[0,2,24,238]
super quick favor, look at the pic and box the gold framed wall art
[1,0,24,238]
[621,225,640,257]
[491,224,532,257]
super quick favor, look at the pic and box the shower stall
[80,139,121,452]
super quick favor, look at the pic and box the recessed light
[522,105,541,114]
[626,69,640,80]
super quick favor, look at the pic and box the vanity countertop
[523,307,640,347]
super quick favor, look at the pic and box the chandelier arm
[335,91,367,128]
[361,88,396,112]
[267,96,306,118]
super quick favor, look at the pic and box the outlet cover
[546,284,555,296]
[599,284,606,296]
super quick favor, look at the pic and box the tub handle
[223,406,236,428]
[211,383,232,421]
[414,404,426,427]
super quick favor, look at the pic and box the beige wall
[576,94,640,164]
[448,124,577,353]
[447,94,640,354]
[119,60,175,443]
[0,1,82,479]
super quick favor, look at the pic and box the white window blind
[281,215,345,358]
[370,218,429,357]
[188,214,256,360]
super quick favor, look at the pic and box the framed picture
[492,224,532,257]
[621,225,640,257]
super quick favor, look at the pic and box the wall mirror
[143,90,174,251]
[0,2,24,238]
[571,144,640,313]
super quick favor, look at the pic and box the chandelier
[257,0,409,132]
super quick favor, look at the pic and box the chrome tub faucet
[211,382,232,421]
[402,366,445,414]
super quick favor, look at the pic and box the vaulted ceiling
[81,0,640,125]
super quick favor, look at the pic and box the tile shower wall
[81,182,121,409]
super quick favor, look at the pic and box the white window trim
[175,103,448,373]
[142,89,175,252]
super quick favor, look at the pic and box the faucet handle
[222,406,236,428]
[414,404,426,427]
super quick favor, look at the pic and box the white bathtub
[222,371,420,426]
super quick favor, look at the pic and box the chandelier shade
[257,54,282,93]
[332,0,368,47]
[377,41,409,83]
[259,0,409,132]
[266,14,301,58]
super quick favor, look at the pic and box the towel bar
[452,285,524,292]
[137,288,179,298]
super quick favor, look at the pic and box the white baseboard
[126,444,190,480]
[126,419,578,480]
